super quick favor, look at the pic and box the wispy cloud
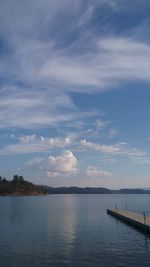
[1,36,150,130]
[0,135,72,154]
[107,128,119,139]
[80,139,124,154]
[86,165,113,177]
[0,1,150,130]
[36,37,150,93]
[80,139,146,161]
[0,86,99,129]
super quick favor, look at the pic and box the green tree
[2,178,8,184]
[12,175,24,184]
[12,175,19,184]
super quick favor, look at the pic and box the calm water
[1,194,150,267]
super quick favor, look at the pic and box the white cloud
[86,165,113,177]
[95,119,107,131]
[86,119,108,135]
[19,134,37,143]
[80,139,146,160]
[36,37,150,93]
[0,85,99,129]
[2,35,150,131]
[47,151,78,177]
[80,139,123,154]
[1,1,150,95]
[26,150,78,177]
[0,1,150,130]
[0,86,77,129]
[99,156,118,163]
[0,135,72,154]
[127,148,146,161]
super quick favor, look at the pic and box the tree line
[0,175,48,195]
[0,175,25,185]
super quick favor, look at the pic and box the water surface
[0,194,150,267]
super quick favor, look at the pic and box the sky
[1,0,150,188]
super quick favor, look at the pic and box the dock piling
[143,212,146,225]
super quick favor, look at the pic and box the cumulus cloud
[47,151,78,177]
[26,150,78,177]
[86,165,113,177]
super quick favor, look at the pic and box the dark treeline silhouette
[0,175,25,185]
[0,175,47,196]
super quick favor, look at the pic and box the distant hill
[0,175,47,196]
[43,186,150,194]
[43,186,113,194]
[117,188,150,194]
[1,176,150,195]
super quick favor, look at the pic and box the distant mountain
[1,176,150,195]
[117,188,150,194]
[42,186,150,194]
[43,186,113,194]
[0,175,47,196]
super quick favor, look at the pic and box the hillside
[0,175,47,196]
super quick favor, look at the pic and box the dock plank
[107,209,150,234]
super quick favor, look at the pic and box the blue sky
[1,0,150,188]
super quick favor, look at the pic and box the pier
[107,208,150,234]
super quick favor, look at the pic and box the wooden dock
[107,209,150,234]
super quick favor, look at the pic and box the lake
[0,194,150,267]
